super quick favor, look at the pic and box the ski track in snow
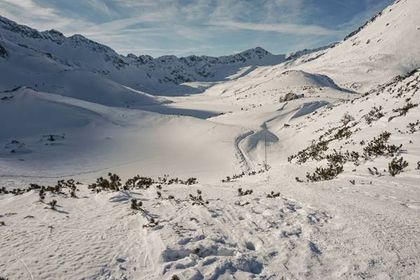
[234,130,255,172]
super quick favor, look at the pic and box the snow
[292,0,420,92]
[0,16,285,97]
[291,101,330,119]
[1,1,420,279]
[0,88,244,187]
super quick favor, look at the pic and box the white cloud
[84,0,117,17]
[0,0,90,32]
[209,21,340,36]
[0,0,390,56]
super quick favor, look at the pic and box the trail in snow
[234,130,255,172]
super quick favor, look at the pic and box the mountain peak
[68,34,116,54]
[239,47,271,58]
[45,29,64,37]
[252,46,270,53]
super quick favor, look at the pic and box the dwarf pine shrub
[143,217,159,228]
[136,177,154,189]
[368,167,382,176]
[325,150,347,165]
[389,102,418,122]
[388,157,409,176]
[185,177,198,185]
[306,162,344,182]
[48,199,57,210]
[267,191,281,198]
[131,199,143,210]
[364,106,384,124]
[407,120,420,134]
[124,175,154,190]
[189,190,209,206]
[89,173,121,192]
[39,188,45,201]
[288,140,330,163]
[238,188,253,196]
[362,132,402,159]
[108,173,121,190]
[333,126,353,140]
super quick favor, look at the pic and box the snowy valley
[1,0,420,279]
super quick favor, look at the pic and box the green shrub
[364,106,384,124]
[189,190,209,206]
[389,102,418,121]
[267,191,280,198]
[306,162,344,182]
[388,157,409,176]
[89,173,121,192]
[48,199,57,210]
[238,188,253,196]
[131,199,143,210]
[363,132,402,159]
[289,140,330,163]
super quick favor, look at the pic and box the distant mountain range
[0,15,286,99]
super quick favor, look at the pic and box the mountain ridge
[291,0,420,91]
[0,15,288,96]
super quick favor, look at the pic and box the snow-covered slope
[1,68,419,280]
[0,31,162,108]
[0,87,245,186]
[167,66,352,117]
[292,0,420,91]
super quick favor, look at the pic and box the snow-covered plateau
[1,0,420,279]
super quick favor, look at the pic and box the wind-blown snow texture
[1,0,420,279]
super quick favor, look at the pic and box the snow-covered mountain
[292,0,420,91]
[284,42,337,62]
[200,0,420,109]
[0,15,285,97]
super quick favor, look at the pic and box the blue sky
[0,0,393,57]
